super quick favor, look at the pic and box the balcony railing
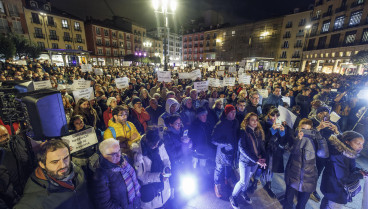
[74,38,85,43]
[63,36,72,42]
[294,44,302,48]
[292,55,301,58]
[49,35,59,40]
[74,27,82,32]
[351,1,364,8]
[296,32,305,37]
[285,24,292,28]
[34,33,45,39]
[283,34,291,38]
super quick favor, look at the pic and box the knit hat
[106,97,116,106]
[196,107,208,116]
[316,106,330,115]
[132,97,142,105]
[224,104,236,115]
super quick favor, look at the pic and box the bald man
[0,125,32,208]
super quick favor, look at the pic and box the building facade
[302,0,368,74]
[0,0,27,36]
[182,31,204,65]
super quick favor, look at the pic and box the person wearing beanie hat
[211,104,239,198]
[103,97,117,127]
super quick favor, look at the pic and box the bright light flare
[152,0,159,11]
[305,24,311,29]
[170,0,177,12]
[180,174,197,197]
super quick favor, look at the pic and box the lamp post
[152,0,176,71]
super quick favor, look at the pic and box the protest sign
[192,69,201,80]
[257,89,269,98]
[81,64,92,72]
[33,80,52,90]
[217,70,225,77]
[157,71,172,82]
[115,77,129,89]
[239,74,251,84]
[178,73,192,79]
[17,60,27,65]
[229,66,236,73]
[238,68,245,74]
[220,66,225,71]
[94,68,103,75]
[194,81,209,92]
[215,61,221,66]
[62,127,98,154]
[73,87,94,103]
[330,111,341,123]
[282,67,290,75]
[239,60,246,67]
[223,77,236,86]
[282,96,291,106]
[73,80,91,91]
[278,106,297,128]
[208,66,215,71]
[208,78,221,87]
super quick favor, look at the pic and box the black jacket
[321,135,364,204]
[189,118,215,158]
[238,127,266,166]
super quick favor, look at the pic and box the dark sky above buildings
[51,0,314,29]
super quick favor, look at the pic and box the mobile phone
[323,116,328,121]
[183,129,188,137]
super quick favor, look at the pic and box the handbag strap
[246,131,259,157]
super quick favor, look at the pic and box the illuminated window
[331,52,335,57]
[322,21,330,33]
[349,10,363,26]
[61,19,68,28]
[346,51,351,56]
[325,53,329,57]
[344,31,356,45]
[339,52,344,57]
[334,16,345,30]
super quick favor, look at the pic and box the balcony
[283,34,291,39]
[49,35,59,40]
[292,55,301,58]
[74,38,85,44]
[311,16,321,21]
[34,33,45,39]
[335,6,347,13]
[285,24,292,28]
[298,22,306,27]
[281,45,289,48]
[351,1,364,8]
[47,21,57,27]
[279,56,287,59]
[31,17,41,24]
[63,36,72,42]
[322,11,332,18]
[294,44,302,48]
[296,32,304,37]
[74,27,82,32]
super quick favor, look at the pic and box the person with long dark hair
[73,98,98,129]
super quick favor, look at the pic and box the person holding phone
[230,113,266,208]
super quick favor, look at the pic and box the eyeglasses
[107,149,121,157]
[173,122,182,126]
[0,133,8,139]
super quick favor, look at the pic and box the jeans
[232,161,258,197]
[320,197,344,209]
[214,163,232,185]
[283,185,311,209]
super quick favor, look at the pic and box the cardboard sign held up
[194,81,209,92]
[33,80,52,90]
[73,80,91,91]
[61,127,98,154]
[81,64,92,72]
[239,74,251,84]
[157,71,172,82]
[257,89,269,98]
[115,77,129,89]
[179,73,192,79]
[191,69,201,80]
[73,87,94,103]
[223,77,236,86]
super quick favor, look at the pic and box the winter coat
[103,107,113,128]
[295,93,312,118]
[103,119,141,147]
[321,135,364,204]
[262,93,283,109]
[180,107,196,129]
[158,98,180,136]
[189,119,215,158]
[245,101,262,116]
[285,129,329,193]
[14,165,94,209]
[145,105,165,126]
[163,128,186,165]
[132,137,171,209]
[238,127,266,166]
[130,108,150,134]
[92,155,140,209]
[311,117,341,140]
[212,114,239,166]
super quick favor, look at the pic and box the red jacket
[103,107,113,128]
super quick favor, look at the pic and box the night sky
[51,0,314,29]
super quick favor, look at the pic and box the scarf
[41,162,76,191]
[141,140,164,173]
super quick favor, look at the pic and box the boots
[214,184,222,198]
[263,182,277,198]
[247,179,259,194]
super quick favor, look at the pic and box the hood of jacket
[165,98,180,113]
[328,135,358,159]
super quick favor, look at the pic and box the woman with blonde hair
[230,112,266,208]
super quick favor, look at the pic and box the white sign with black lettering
[208,66,215,71]
[157,71,172,82]
[73,80,91,91]
[257,89,269,98]
[239,74,251,84]
[238,68,245,74]
[73,87,94,103]
[217,70,225,77]
[220,66,225,71]
[229,66,236,73]
[33,80,52,90]
[94,68,103,76]
[208,78,220,87]
[194,81,209,92]
[191,69,201,80]
[282,67,290,75]
[62,127,98,154]
[81,64,92,72]
[115,77,129,89]
[224,77,236,86]
[179,73,192,79]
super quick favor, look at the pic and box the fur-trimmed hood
[328,135,358,159]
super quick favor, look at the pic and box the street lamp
[152,0,176,71]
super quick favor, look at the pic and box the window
[37,42,45,49]
[64,32,71,41]
[112,32,116,37]
[97,48,103,55]
[29,1,37,8]
[344,31,357,45]
[299,18,306,26]
[281,51,287,58]
[105,40,110,46]
[47,16,55,26]
[282,41,289,48]
[12,20,22,33]
[322,21,330,32]
[127,42,131,49]
[284,31,291,38]
[52,43,58,49]
[76,34,82,43]
[329,34,340,47]
[0,18,8,30]
[49,30,57,40]
[74,22,80,31]
[78,46,83,50]
[104,29,109,36]
[232,31,235,36]
[317,36,327,49]
[106,49,111,56]
[0,1,4,13]
[8,4,18,16]
[65,44,72,49]
[361,29,368,43]
[61,19,68,28]
[334,16,345,30]
[113,50,118,56]
[286,21,292,28]
[295,39,302,47]
[349,10,363,26]
[96,27,100,35]
[31,12,40,24]
[34,27,43,38]
[96,39,102,45]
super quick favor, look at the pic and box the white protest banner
[239,74,251,84]
[17,60,27,65]
[331,89,338,92]
[282,67,290,75]
[220,66,225,71]
[224,77,236,86]
[62,127,98,154]
[73,80,91,91]
[278,106,297,128]
[73,87,94,103]
[179,73,192,79]
[203,62,209,68]
[238,68,245,74]
[208,78,220,87]
[330,111,341,123]
[191,69,201,80]
[215,61,221,66]
[115,77,129,89]
[239,60,246,67]
[282,96,291,106]
[81,64,92,72]
[94,68,103,76]
[229,66,237,73]
[57,85,66,90]
[123,61,131,66]
[217,70,225,77]
[157,71,172,82]
[194,81,209,92]
[257,89,269,98]
[33,80,52,90]
[208,66,215,72]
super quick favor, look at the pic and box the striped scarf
[117,159,141,203]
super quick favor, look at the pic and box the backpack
[103,122,132,139]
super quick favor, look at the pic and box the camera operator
[0,125,33,208]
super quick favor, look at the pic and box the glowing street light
[305,24,311,29]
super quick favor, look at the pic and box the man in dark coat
[245,91,263,116]
[235,99,247,124]
[295,87,312,118]
[14,140,94,209]
[145,98,165,126]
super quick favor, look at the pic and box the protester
[103,96,117,127]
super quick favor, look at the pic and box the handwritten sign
[81,64,92,72]
[223,77,236,86]
[257,89,269,98]
[278,106,297,128]
[94,68,103,76]
[33,80,52,90]
[220,66,225,71]
[330,111,341,123]
[191,69,201,80]
[217,70,225,77]
[62,127,98,154]
[179,73,192,79]
[282,67,290,75]
[239,74,251,84]
[73,80,91,91]
[115,77,129,89]
[239,61,246,67]
[157,71,172,82]
[208,66,215,71]
[282,96,291,106]
[229,66,236,73]
[194,81,209,92]
[238,68,245,74]
[73,87,94,103]
[208,78,221,87]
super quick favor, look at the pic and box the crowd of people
[1,58,368,209]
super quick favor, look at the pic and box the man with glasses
[245,91,263,116]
